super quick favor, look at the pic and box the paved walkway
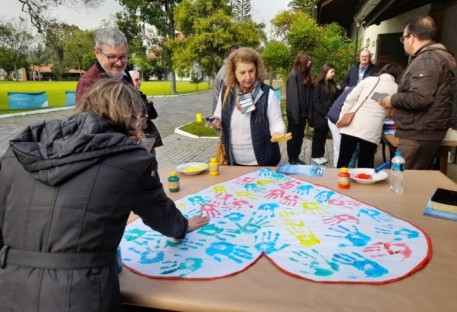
[3,91,455,182]
[0,91,336,168]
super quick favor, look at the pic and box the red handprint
[363,242,412,260]
[200,204,221,217]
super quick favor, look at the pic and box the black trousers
[337,134,377,168]
[287,119,306,159]
[312,128,328,158]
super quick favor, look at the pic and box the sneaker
[319,157,328,164]
[289,158,306,165]
[311,158,325,165]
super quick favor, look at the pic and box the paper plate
[349,168,388,184]
[176,162,208,175]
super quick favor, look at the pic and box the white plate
[348,168,388,184]
[176,162,209,176]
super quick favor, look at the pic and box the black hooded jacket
[0,112,187,312]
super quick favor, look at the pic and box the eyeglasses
[399,34,412,43]
[98,49,129,63]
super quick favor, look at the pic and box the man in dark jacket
[380,16,457,169]
[0,79,209,312]
[341,48,379,91]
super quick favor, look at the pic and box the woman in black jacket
[311,64,339,165]
[286,51,313,165]
[0,79,209,312]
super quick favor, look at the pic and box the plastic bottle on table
[338,167,350,189]
[390,150,405,193]
[168,171,180,192]
[209,157,219,176]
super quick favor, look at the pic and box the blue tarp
[65,91,76,106]
[8,91,48,109]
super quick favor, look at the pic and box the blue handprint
[290,249,339,276]
[197,223,240,241]
[294,184,313,195]
[188,195,211,206]
[314,190,335,203]
[245,183,266,192]
[165,238,206,250]
[139,248,165,264]
[393,228,419,241]
[254,231,289,254]
[358,208,393,222]
[224,212,245,222]
[206,241,253,264]
[258,202,280,217]
[258,168,274,177]
[326,225,371,247]
[160,257,204,277]
[235,211,271,234]
[332,252,388,278]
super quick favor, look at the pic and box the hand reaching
[187,215,210,232]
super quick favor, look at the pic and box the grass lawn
[0,81,209,114]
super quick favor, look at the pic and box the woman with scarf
[209,47,286,166]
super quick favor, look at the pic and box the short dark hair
[405,16,436,41]
[377,63,404,83]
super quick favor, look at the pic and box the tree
[28,43,50,81]
[118,0,181,94]
[44,23,81,80]
[262,41,291,84]
[64,29,95,76]
[0,18,34,81]
[271,10,354,83]
[288,0,316,18]
[172,0,260,82]
[231,0,252,22]
[15,0,98,33]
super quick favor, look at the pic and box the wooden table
[120,166,457,312]
[381,134,457,174]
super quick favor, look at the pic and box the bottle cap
[340,167,348,173]
[395,150,403,157]
[169,171,177,176]
[210,157,217,163]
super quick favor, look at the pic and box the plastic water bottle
[390,151,405,193]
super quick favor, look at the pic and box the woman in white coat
[336,64,404,168]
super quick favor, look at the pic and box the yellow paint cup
[196,113,202,123]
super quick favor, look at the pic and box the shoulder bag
[336,78,380,128]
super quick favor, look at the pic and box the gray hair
[95,28,128,49]
[360,48,372,56]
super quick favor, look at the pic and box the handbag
[336,111,356,128]
[336,78,381,128]
[217,87,231,166]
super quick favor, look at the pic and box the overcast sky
[2,0,290,35]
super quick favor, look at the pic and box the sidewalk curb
[174,124,219,139]
[0,106,75,119]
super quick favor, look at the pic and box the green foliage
[172,0,260,79]
[63,28,95,72]
[116,9,147,57]
[271,10,355,84]
[0,18,34,80]
[179,120,218,137]
[231,0,252,22]
[288,0,315,17]
[262,41,292,80]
